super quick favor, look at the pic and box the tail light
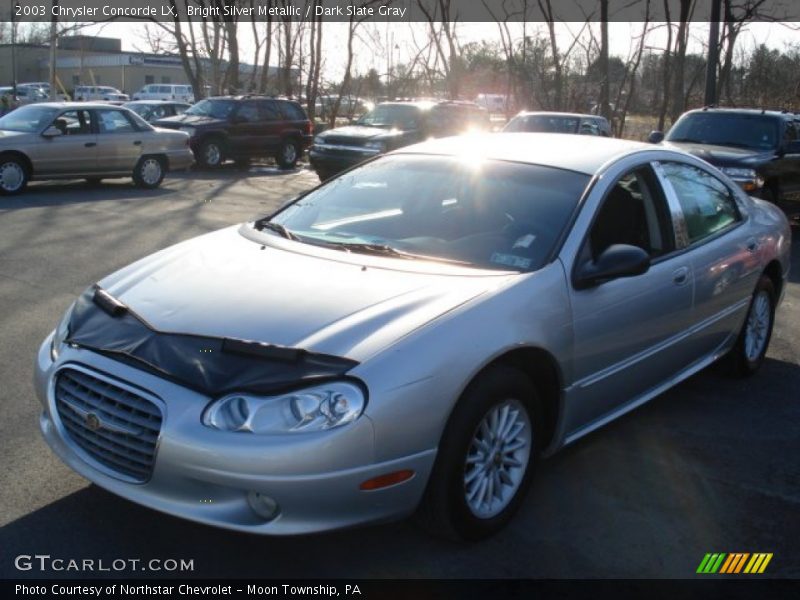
[305,121,314,135]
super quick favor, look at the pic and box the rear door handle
[84,142,96,147]
[672,266,690,286]
[133,140,142,146]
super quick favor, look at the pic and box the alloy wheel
[463,398,532,519]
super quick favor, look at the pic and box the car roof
[513,111,607,121]
[18,101,130,110]
[393,133,650,175]
[682,107,796,120]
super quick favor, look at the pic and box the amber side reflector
[359,469,415,491]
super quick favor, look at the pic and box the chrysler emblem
[85,413,101,431]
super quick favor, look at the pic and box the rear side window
[96,109,137,134]
[279,101,307,121]
[660,162,741,244]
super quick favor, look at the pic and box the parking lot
[0,166,798,579]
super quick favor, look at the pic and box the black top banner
[5,0,800,23]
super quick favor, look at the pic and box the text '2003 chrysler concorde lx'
[35,134,790,540]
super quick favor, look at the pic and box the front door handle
[84,142,96,147]
[672,266,690,286]
[133,140,142,146]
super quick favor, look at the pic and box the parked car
[35,134,789,539]
[0,102,193,194]
[649,108,800,203]
[0,86,48,106]
[153,95,313,169]
[133,84,195,103]
[475,93,510,114]
[314,95,373,119]
[124,100,191,123]
[309,100,490,180]
[74,86,129,102]
[504,111,611,136]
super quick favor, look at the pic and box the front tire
[0,155,29,195]
[729,275,776,376]
[417,365,539,541]
[132,156,165,189]
[276,139,300,170]
[198,139,224,169]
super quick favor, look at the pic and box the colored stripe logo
[697,553,773,574]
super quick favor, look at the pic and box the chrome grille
[55,368,163,482]
[324,136,368,147]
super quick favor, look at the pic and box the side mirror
[647,130,664,144]
[575,244,651,289]
[41,126,63,138]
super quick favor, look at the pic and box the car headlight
[202,381,366,434]
[313,135,326,145]
[721,167,763,188]
[180,126,196,137]
[364,140,387,152]
[50,302,75,362]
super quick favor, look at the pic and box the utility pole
[11,1,18,99]
[704,0,722,106]
[50,0,59,100]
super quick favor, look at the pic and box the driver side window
[51,109,93,136]
[583,166,674,264]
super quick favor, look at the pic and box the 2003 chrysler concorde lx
[35,134,790,540]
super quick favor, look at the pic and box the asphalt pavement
[0,166,798,579]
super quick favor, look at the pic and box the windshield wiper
[329,242,472,265]
[255,220,300,241]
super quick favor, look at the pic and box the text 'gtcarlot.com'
[13,554,194,572]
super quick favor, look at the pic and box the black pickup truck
[649,108,800,203]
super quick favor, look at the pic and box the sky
[81,20,799,83]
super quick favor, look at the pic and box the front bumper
[308,146,380,175]
[35,337,435,535]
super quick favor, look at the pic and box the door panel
[659,161,761,357]
[565,165,695,433]
[94,109,143,171]
[31,109,97,176]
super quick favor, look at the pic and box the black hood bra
[64,286,359,398]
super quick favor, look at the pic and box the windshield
[666,113,779,150]
[185,99,235,119]
[356,105,422,129]
[266,155,589,272]
[0,105,59,133]
[504,115,581,134]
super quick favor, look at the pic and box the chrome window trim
[651,160,690,250]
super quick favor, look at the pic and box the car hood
[662,141,773,166]
[154,113,226,128]
[0,130,34,142]
[98,225,510,362]
[318,125,401,142]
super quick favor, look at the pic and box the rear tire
[276,139,300,170]
[132,156,165,189]
[728,275,776,376]
[0,154,29,195]
[417,365,539,541]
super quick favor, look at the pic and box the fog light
[247,491,280,521]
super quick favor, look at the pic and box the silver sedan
[0,102,193,194]
[34,134,790,539]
